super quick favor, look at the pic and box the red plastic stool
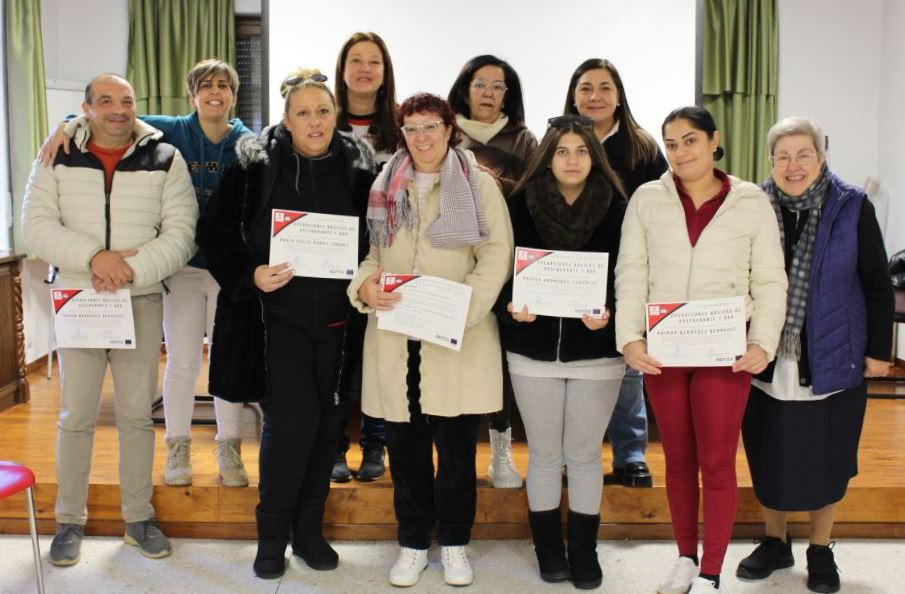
[0,462,45,594]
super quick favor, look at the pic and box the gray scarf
[763,164,830,359]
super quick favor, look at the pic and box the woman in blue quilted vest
[737,116,894,594]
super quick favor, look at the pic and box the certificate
[646,296,746,367]
[51,288,136,349]
[511,247,608,319]
[268,209,359,279]
[376,274,473,351]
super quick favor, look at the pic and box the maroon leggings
[645,366,751,576]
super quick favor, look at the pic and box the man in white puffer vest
[22,73,197,566]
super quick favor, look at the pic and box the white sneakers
[164,436,192,486]
[441,545,474,586]
[389,547,428,587]
[388,545,474,587]
[687,576,719,592]
[657,556,699,594]
[487,427,523,489]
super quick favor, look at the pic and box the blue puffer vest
[807,172,867,394]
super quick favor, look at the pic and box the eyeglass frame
[470,78,508,95]
[547,114,594,129]
[400,119,447,138]
[769,150,819,168]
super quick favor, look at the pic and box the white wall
[777,0,882,188]
[0,4,10,250]
[268,0,697,142]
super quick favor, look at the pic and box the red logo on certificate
[271,209,307,236]
[514,248,552,274]
[647,302,686,331]
[52,289,83,313]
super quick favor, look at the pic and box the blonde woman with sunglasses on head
[196,68,376,580]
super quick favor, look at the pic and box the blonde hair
[186,59,239,97]
[280,68,334,114]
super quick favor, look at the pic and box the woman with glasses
[735,117,892,594]
[196,68,376,580]
[563,58,668,489]
[447,54,536,490]
[329,31,399,486]
[348,93,513,587]
[615,106,787,593]
[498,115,626,589]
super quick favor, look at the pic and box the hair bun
[714,146,725,161]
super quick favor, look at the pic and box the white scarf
[456,114,509,145]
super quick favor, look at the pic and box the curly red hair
[396,93,461,148]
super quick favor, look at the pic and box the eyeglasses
[547,115,594,129]
[770,151,818,168]
[400,120,446,137]
[282,73,328,88]
[470,79,507,95]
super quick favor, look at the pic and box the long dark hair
[563,58,659,170]
[334,32,399,153]
[514,117,625,200]
[447,54,527,125]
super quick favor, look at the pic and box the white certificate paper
[51,288,136,349]
[376,274,473,351]
[646,296,746,367]
[511,247,609,319]
[268,209,359,279]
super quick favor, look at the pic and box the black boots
[291,504,338,571]
[253,508,289,579]
[567,510,602,590]
[528,509,570,582]
[736,534,794,579]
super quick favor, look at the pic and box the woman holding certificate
[197,69,376,579]
[499,115,626,589]
[348,93,513,587]
[615,106,787,593]
[736,117,893,594]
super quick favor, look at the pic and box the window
[236,16,264,133]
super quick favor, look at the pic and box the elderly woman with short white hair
[737,116,894,594]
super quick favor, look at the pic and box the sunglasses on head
[547,114,593,129]
[282,73,328,87]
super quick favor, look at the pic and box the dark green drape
[127,0,235,115]
[702,0,778,183]
[6,0,48,253]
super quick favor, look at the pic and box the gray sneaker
[216,438,249,487]
[124,519,172,558]
[49,523,84,566]
[164,436,192,486]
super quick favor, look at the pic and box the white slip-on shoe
[441,545,474,586]
[657,556,699,594]
[687,575,719,592]
[388,546,428,587]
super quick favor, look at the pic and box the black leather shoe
[355,446,386,481]
[331,452,352,483]
[612,462,653,487]
[737,534,794,579]
[807,543,840,593]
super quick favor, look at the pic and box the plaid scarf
[366,146,489,248]
[763,164,830,359]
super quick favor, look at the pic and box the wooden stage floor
[1,358,903,540]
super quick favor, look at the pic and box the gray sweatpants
[511,374,621,515]
[55,293,163,525]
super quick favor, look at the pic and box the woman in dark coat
[196,69,376,580]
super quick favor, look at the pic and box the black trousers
[384,341,480,549]
[258,321,343,526]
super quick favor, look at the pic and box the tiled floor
[1,536,902,593]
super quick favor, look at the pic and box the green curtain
[702,0,778,183]
[6,0,48,253]
[127,0,235,115]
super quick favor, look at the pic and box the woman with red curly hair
[348,93,514,587]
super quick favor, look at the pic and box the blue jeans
[606,367,648,467]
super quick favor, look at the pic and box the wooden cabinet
[0,251,29,412]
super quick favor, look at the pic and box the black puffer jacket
[196,125,375,401]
